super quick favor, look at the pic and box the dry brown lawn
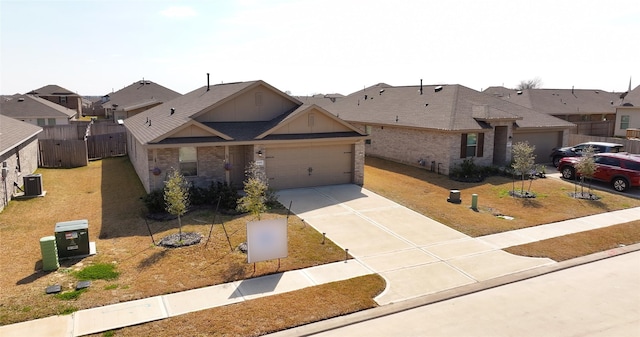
[364,157,640,237]
[505,221,640,261]
[2,155,639,335]
[0,157,365,326]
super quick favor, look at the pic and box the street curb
[268,243,640,336]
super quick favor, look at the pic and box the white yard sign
[246,218,288,263]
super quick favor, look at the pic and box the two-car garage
[264,143,355,190]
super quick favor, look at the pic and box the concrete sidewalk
[0,260,373,337]
[2,184,638,337]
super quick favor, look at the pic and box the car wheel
[561,166,575,180]
[552,156,562,167]
[612,177,629,192]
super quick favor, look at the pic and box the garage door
[513,131,563,164]
[265,144,353,189]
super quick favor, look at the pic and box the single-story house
[101,80,181,123]
[0,94,78,126]
[614,85,640,137]
[0,115,43,212]
[124,80,367,193]
[484,86,619,137]
[27,84,82,117]
[323,83,575,175]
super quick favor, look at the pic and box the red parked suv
[557,153,640,192]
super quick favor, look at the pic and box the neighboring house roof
[620,85,640,106]
[125,80,364,146]
[102,80,181,111]
[483,86,619,115]
[327,83,573,131]
[0,114,42,156]
[27,84,80,97]
[294,93,345,107]
[0,94,77,119]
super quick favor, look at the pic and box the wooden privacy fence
[38,139,88,168]
[568,134,640,154]
[38,121,127,168]
[87,132,127,160]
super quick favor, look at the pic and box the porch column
[225,146,230,184]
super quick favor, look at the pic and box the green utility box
[39,236,59,271]
[54,219,89,259]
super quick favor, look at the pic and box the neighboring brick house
[484,86,619,137]
[322,83,574,175]
[0,94,78,126]
[0,115,42,212]
[27,84,82,117]
[614,85,640,138]
[101,80,181,123]
[124,80,367,193]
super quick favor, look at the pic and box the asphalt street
[303,251,640,337]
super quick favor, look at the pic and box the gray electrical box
[54,219,89,259]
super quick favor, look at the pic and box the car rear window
[623,160,640,171]
[610,146,624,153]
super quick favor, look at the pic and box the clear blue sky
[1,0,638,96]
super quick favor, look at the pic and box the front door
[493,126,508,166]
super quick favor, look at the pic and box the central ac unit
[23,174,43,196]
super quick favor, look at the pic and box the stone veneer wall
[353,140,365,185]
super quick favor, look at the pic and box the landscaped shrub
[450,157,484,182]
[210,181,240,211]
[142,190,165,213]
[144,181,240,214]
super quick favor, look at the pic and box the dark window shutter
[477,133,484,157]
[460,134,467,158]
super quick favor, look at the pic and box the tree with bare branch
[516,77,543,90]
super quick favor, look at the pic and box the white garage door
[265,144,354,189]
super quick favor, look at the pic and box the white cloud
[160,6,197,18]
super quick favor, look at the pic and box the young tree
[237,161,268,219]
[574,146,597,196]
[164,168,190,239]
[511,141,536,195]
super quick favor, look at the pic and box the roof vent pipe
[207,73,210,91]
[420,79,423,95]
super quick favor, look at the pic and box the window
[16,148,21,172]
[365,125,372,144]
[48,118,56,126]
[60,96,67,104]
[179,147,197,176]
[36,118,45,126]
[620,115,630,129]
[460,133,484,158]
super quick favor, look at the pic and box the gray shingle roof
[0,115,42,156]
[0,95,77,119]
[621,85,640,106]
[484,86,619,114]
[101,80,181,111]
[27,84,79,97]
[125,81,364,145]
[327,83,573,131]
[125,81,261,144]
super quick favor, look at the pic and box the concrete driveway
[278,184,554,305]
